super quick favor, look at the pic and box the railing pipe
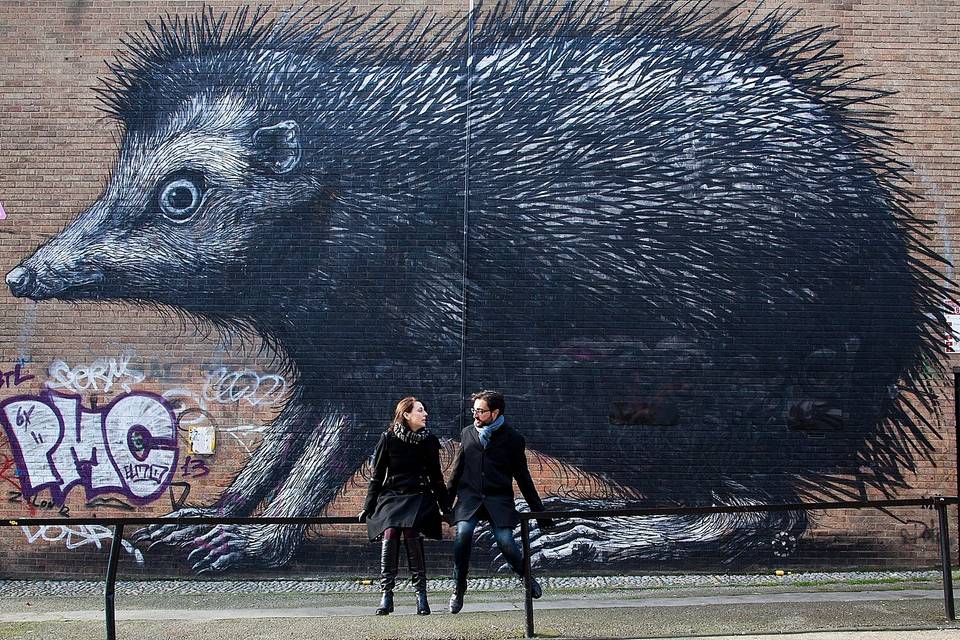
[0,496,956,639]
[105,523,124,640]
[520,518,534,638]
[935,497,956,620]
[1,497,956,528]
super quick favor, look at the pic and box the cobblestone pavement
[0,569,944,597]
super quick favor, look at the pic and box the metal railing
[518,496,959,638]
[0,496,956,639]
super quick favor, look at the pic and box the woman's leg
[376,528,401,615]
[402,528,430,614]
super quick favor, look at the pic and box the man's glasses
[469,408,491,415]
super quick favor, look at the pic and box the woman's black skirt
[367,490,443,541]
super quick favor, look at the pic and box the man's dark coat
[446,421,547,528]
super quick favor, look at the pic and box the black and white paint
[5,1,951,572]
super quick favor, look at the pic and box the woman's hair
[390,396,418,431]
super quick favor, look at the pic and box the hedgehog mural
[5,0,950,573]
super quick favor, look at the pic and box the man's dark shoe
[416,590,431,615]
[448,591,464,614]
[530,579,542,599]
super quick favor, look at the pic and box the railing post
[520,517,534,638]
[105,523,124,640]
[935,497,956,621]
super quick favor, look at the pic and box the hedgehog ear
[253,120,301,174]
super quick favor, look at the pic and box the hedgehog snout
[6,265,36,299]
[6,255,106,301]
[6,261,67,301]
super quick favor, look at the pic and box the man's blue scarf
[476,415,505,449]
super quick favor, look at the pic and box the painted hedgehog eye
[156,171,205,222]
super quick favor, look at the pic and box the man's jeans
[452,513,524,592]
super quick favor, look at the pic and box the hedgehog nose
[6,265,36,298]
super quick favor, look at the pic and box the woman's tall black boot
[376,536,400,615]
[404,535,430,615]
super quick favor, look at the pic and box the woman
[359,396,450,616]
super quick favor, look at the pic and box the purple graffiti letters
[0,364,34,389]
[179,455,210,479]
[0,391,179,505]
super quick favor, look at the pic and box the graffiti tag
[203,367,286,407]
[179,455,210,478]
[46,355,145,394]
[0,364,34,389]
[0,391,178,504]
[21,524,144,564]
[7,490,70,517]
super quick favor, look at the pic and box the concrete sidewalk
[700,634,958,640]
[0,572,957,639]
[0,587,951,623]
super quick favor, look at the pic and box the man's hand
[537,518,556,531]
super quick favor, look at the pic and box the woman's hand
[357,509,368,523]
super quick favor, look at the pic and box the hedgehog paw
[522,516,622,569]
[487,497,629,571]
[474,497,602,571]
[185,524,301,573]
[502,493,805,570]
[131,506,222,550]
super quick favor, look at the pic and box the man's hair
[471,389,505,415]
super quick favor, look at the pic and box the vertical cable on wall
[955,369,960,564]
[459,0,475,432]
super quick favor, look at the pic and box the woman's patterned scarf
[393,422,430,445]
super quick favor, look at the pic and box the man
[446,389,554,614]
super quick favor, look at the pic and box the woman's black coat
[363,429,450,541]
[446,421,548,528]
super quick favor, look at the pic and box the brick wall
[0,0,957,580]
